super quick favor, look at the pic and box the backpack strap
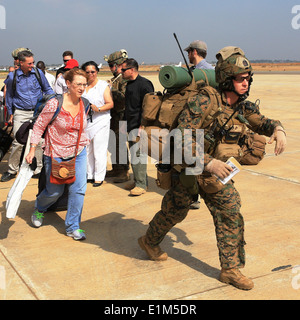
[49,94,64,125]
[81,96,91,114]
[199,86,223,129]
[49,95,91,125]
[12,70,17,94]
[33,67,43,89]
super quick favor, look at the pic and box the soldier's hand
[206,159,233,179]
[268,127,286,155]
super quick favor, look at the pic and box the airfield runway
[0,72,299,300]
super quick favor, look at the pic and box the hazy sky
[0,0,299,66]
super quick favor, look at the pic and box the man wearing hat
[185,40,214,70]
[54,59,79,94]
[185,40,214,210]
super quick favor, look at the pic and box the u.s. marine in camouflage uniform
[138,47,287,290]
[104,50,130,182]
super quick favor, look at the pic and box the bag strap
[76,99,84,153]
[200,86,223,129]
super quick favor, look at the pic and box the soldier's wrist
[275,127,286,136]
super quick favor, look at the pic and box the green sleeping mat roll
[159,66,217,89]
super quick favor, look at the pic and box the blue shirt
[5,67,54,115]
[194,59,214,70]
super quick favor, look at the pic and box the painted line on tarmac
[0,247,40,300]
[244,168,300,185]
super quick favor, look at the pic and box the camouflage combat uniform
[145,89,283,269]
[110,74,129,173]
[104,49,129,175]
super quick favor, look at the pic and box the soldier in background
[138,46,286,290]
[11,47,30,70]
[104,50,130,183]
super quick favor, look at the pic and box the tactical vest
[200,95,266,164]
[110,75,127,114]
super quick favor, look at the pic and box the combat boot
[113,171,130,183]
[105,169,122,178]
[138,235,168,261]
[219,268,254,290]
[124,181,135,190]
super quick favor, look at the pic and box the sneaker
[1,171,17,182]
[67,229,86,241]
[130,186,147,196]
[219,268,254,290]
[138,235,168,261]
[31,209,44,228]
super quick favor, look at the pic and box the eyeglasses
[121,67,132,72]
[108,64,115,68]
[86,71,96,74]
[63,59,70,63]
[73,83,87,88]
[234,75,251,83]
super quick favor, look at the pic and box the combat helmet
[11,47,31,59]
[215,46,253,100]
[104,49,128,66]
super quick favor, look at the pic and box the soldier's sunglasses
[234,75,251,83]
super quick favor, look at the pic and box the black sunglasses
[121,67,132,72]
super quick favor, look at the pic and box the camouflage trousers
[145,172,245,269]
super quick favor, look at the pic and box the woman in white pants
[82,61,113,187]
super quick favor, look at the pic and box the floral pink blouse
[30,98,89,158]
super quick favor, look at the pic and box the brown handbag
[50,100,84,185]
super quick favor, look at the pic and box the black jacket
[124,75,154,132]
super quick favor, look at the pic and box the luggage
[0,125,13,162]
[38,158,68,212]
[0,101,6,128]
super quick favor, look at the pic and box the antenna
[173,33,193,79]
